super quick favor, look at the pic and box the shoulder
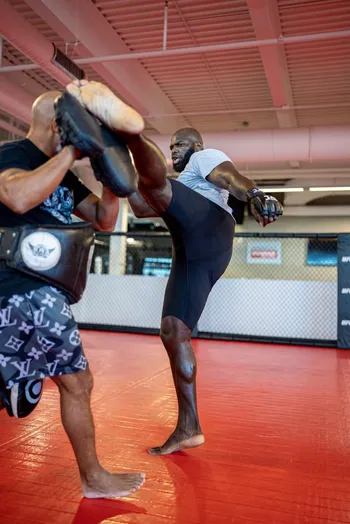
[191,148,232,164]
[0,139,32,172]
[0,139,29,155]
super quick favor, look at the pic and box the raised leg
[127,133,172,213]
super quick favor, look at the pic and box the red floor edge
[0,331,350,524]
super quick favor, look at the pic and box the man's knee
[161,317,196,382]
[160,316,191,347]
[138,180,171,214]
[52,368,94,399]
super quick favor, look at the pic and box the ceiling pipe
[0,76,349,165]
[0,0,73,85]
[0,76,34,124]
[1,29,349,73]
[7,0,186,133]
[0,119,26,137]
[149,125,350,163]
[73,29,350,64]
[144,103,350,119]
[162,1,169,52]
[77,157,350,179]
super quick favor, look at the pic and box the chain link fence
[72,232,338,345]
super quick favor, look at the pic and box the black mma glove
[246,188,283,227]
[54,92,137,197]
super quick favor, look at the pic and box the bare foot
[66,80,144,134]
[148,429,205,456]
[82,469,145,499]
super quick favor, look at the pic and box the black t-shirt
[0,139,91,297]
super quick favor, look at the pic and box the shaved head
[31,90,61,130]
[28,90,63,157]
[172,127,203,146]
[170,127,204,172]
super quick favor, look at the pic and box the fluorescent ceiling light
[309,186,350,192]
[262,187,304,193]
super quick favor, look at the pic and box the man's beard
[173,147,195,173]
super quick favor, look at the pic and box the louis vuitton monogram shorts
[0,285,88,388]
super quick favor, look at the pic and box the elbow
[0,194,29,215]
[101,224,115,233]
[94,220,116,232]
[133,210,147,219]
[133,205,155,218]
[128,203,145,218]
[93,208,118,232]
[0,182,30,215]
[127,198,153,218]
[11,200,30,215]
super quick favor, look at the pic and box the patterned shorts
[0,286,88,388]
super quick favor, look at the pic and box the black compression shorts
[160,179,235,331]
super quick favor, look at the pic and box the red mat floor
[1,332,350,523]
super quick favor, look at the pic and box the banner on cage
[337,234,350,348]
[247,240,282,265]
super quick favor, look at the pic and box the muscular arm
[74,186,120,232]
[207,159,283,226]
[207,161,256,201]
[127,190,159,218]
[0,145,77,214]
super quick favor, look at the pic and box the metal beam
[246,0,298,129]
[23,0,187,134]
[0,0,73,85]
[148,125,350,163]
[0,118,26,137]
[0,76,34,123]
[246,0,302,168]
[139,103,350,119]
[2,57,46,98]
[0,29,349,72]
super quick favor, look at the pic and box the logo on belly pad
[21,232,62,271]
